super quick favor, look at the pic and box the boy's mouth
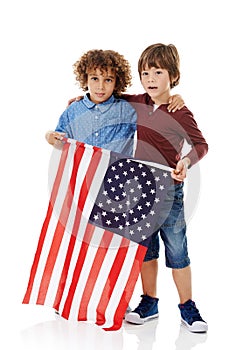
[148,86,157,90]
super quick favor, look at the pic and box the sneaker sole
[181,319,208,333]
[125,312,159,325]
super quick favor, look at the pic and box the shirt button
[95,132,99,136]
[95,115,98,119]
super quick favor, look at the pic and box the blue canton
[89,153,173,246]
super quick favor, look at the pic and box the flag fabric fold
[23,138,173,331]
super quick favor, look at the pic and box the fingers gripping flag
[23,138,174,331]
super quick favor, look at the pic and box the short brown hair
[138,43,180,88]
[73,49,132,96]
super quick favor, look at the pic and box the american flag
[23,138,173,331]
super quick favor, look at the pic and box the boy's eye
[106,78,113,83]
[141,72,148,76]
[156,70,163,75]
[91,77,98,81]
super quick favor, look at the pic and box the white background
[1,1,249,349]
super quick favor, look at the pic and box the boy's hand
[67,95,84,107]
[167,94,185,112]
[171,158,190,182]
[45,131,65,148]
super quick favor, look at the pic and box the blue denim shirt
[55,94,137,157]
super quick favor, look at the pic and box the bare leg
[140,259,158,297]
[172,265,192,304]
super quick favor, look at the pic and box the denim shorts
[144,182,190,269]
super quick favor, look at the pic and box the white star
[102,211,107,217]
[141,234,147,240]
[107,178,112,183]
[106,220,111,225]
[137,226,142,232]
[111,166,116,171]
[145,222,151,228]
[93,214,99,220]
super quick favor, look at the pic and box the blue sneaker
[178,299,208,333]
[125,294,159,325]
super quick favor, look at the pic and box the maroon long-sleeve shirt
[123,93,208,169]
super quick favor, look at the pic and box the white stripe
[76,148,111,242]
[67,226,105,320]
[29,143,76,303]
[65,146,94,236]
[86,233,123,321]
[101,241,139,328]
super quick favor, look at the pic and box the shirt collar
[82,93,116,112]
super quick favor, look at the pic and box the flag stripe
[36,143,85,304]
[22,142,71,303]
[106,243,147,330]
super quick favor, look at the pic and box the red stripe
[61,223,95,319]
[78,230,114,320]
[36,144,85,304]
[95,237,130,326]
[52,145,85,309]
[22,142,70,303]
[71,146,102,239]
[104,244,147,331]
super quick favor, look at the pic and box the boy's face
[140,66,171,105]
[87,67,116,104]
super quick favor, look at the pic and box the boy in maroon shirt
[123,43,208,333]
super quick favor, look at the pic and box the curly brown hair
[73,49,132,96]
[138,43,180,88]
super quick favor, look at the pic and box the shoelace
[133,296,155,315]
[183,302,203,322]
